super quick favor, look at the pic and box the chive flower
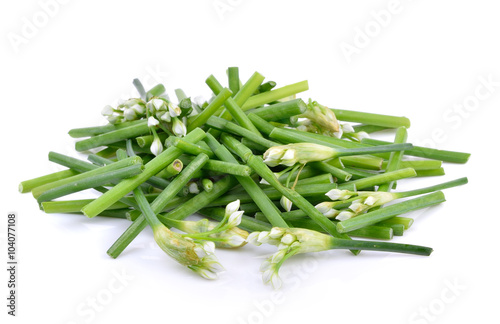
[263,143,339,167]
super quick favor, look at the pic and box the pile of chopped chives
[19,67,470,288]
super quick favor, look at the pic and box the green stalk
[361,138,471,164]
[132,78,146,99]
[241,80,309,110]
[37,164,143,203]
[33,155,142,199]
[393,177,468,199]
[75,120,150,152]
[82,128,206,218]
[233,72,266,107]
[210,183,336,206]
[310,162,352,182]
[331,109,411,128]
[167,137,215,158]
[146,83,166,100]
[19,169,78,193]
[133,186,162,229]
[339,156,383,170]
[107,153,209,258]
[204,133,288,228]
[86,154,170,190]
[416,168,445,177]
[68,119,145,138]
[377,217,414,230]
[382,159,442,171]
[136,133,168,148]
[227,67,240,95]
[202,178,213,192]
[41,199,130,213]
[203,159,253,177]
[290,218,394,240]
[255,81,277,94]
[336,191,446,233]
[337,168,417,191]
[329,237,432,256]
[221,134,358,253]
[205,75,262,136]
[206,116,280,148]
[352,124,390,134]
[155,159,183,179]
[378,126,408,192]
[186,88,232,132]
[248,99,307,121]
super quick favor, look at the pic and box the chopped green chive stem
[75,120,150,152]
[175,88,188,101]
[49,151,104,173]
[87,154,170,190]
[68,119,146,138]
[416,168,445,177]
[204,133,288,228]
[19,169,78,193]
[329,237,432,256]
[255,81,276,94]
[136,133,168,148]
[146,83,166,100]
[380,223,405,236]
[337,191,446,233]
[187,88,232,132]
[249,99,307,121]
[394,177,468,198]
[41,199,130,213]
[382,159,443,171]
[155,159,183,179]
[339,155,383,170]
[206,116,279,148]
[220,134,357,253]
[82,128,206,218]
[107,153,209,258]
[310,162,352,182]
[205,75,262,136]
[361,138,470,164]
[232,72,266,107]
[132,78,146,100]
[331,109,411,128]
[37,164,143,203]
[202,178,213,192]
[168,136,215,158]
[289,219,393,240]
[203,159,253,177]
[342,167,376,180]
[377,217,414,230]
[227,67,240,95]
[352,124,391,134]
[33,155,143,199]
[337,168,417,191]
[133,186,163,228]
[241,80,309,110]
[378,127,408,192]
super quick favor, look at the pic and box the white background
[1,1,499,323]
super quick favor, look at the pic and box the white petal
[202,241,215,254]
[280,196,293,212]
[194,247,207,258]
[341,123,355,133]
[228,210,244,228]
[247,232,260,245]
[269,227,285,239]
[225,199,240,216]
[123,108,136,120]
[262,269,273,284]
[226,235,246,247]
[257,231,270,244]
[270,273,282,289]
[151,99,165,110]
[147,116,160,127]
[336,211,355,221]
[363,196,377,206]
[101,105,114,116]
[271,250,286,263]
[197,268,218,280]
[150,138,163,156]
[281,233,296,245]
[172,119,187,137]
